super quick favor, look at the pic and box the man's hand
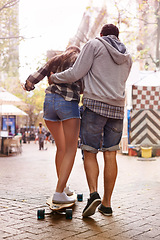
[48,72,54,85]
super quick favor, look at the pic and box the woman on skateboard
[23,46,81,203]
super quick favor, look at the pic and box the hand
[22,80,35,91]
[48,72,54,85]
[21,83,26,91]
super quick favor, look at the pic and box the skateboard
[37,193,83,220]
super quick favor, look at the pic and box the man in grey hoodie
[49,24,132,218]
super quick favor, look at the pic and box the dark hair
[65,45,80,53]
[47,45,80,77]
[100,24,119,38]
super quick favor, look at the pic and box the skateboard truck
[37,193,83,220]
[37,208,73,220]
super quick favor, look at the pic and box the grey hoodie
[52,35,132,107]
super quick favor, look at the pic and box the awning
[0,105,28,116]
[0,87,26,106]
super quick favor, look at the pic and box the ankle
[55,190,63,193]
[102,200,111,208]
[90,191,98,197]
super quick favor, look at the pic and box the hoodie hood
[96,35,131,65]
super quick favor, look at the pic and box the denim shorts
[81,107,123,153]
[43,93,80,122]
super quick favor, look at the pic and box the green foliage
[0,1,46,126]
[16,81,47,127]
[0,0,20,75]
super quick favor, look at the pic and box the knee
[103,151,116,160]
[56,146,65,155]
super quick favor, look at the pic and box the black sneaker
[82,192,101,217]
[98,204,112,216]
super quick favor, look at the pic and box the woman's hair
[65,45,80,53]
[47,45,80,77]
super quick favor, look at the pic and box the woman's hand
[22,80,35,91]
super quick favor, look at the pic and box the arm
[23,62,50,91]
[50,41,95,84]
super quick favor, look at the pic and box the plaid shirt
[25,62,80,102]
[83,98,124,119]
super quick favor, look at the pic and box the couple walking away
[23,23,132,218]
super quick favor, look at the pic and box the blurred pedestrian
[37,122,45,150]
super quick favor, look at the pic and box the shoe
[52,192,75,204]
[64,186,74,196]
[98,204,113,216]
[82,192,101,217]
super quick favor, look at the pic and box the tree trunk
[156,16,160,69]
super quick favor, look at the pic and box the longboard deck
[46,193,77,211]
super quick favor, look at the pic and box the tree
[154,0,160,69]
[133,0,159,70]
[68,1,107,48]
[0,0,19,12]
[100,0,160,71]
[0,1,48,128]
[17,81,47,127]
[0,0,20,90]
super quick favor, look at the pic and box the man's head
[100,24,119,38]
[39,122,42,127]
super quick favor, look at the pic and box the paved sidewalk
[0,141,160,240]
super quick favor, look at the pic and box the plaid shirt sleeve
[24,63,49,90]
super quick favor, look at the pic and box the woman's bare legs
[45,118,80,192]
[56,118,80,192]
[45,120,65,178]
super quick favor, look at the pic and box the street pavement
[0,141,160,240]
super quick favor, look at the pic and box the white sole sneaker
[52,192,75,204]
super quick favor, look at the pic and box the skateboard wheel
[66,209,72,219]
[37,209,45,220]
[77,194,83,202]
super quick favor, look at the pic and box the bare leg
[83,151,99,193]
[56,118,80,192]
[102,151,117,207]
[45,120,65,178]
